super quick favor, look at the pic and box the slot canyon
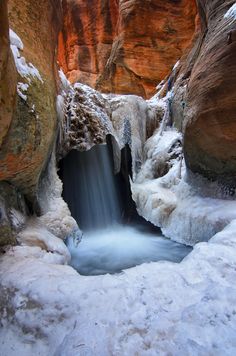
[0,0,236,355]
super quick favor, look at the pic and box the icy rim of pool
[1,220,236,355]
[66,224,191,275]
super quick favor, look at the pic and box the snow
[131,128,236,246]
[38,151,78,239]
[61,83,155,177]
[1,220,236,355]
[172,60,180,70]
[9,29,23,50]
[73,83,113,133]
[17,82,29,101]
[108,94,148,178]
[58,69,70,91]
[9,29,43,84]
[18,221,71,265]
[224,3,236,20]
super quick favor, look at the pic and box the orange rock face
[182,0,236,189]
[58,0,119,88]
[58,0,197,98]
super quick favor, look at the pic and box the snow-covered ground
[1,220,236,355]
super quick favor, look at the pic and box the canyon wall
[0,0,17,151]
[0,0,62,202]
[171,0,236,190]
[58,0,197,98]
[0,0,64,245]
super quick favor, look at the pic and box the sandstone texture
[0,0,17,150]
[176,0,236,190]
[0,0,62,202]
[58,0,197,98]
[58,0,118,89]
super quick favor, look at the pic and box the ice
[16,82,29,101]
[172,60,180,70]
[9,29,43,83]
[18,221,71,264]
[131,127,236,246]
[9,29,23,50]
[58,68,70,91]
[224,3,236,20]
[38,150,78,239]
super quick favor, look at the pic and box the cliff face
[58,0,119,89]
[0,0,17,149]
[0,0,62,201]
[179,0,236,189]
[58,0,197,98]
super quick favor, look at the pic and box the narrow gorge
[0,1,236,355]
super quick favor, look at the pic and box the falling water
[60,145,121,230]
[60,144,191,275]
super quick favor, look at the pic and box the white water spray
[60,144,191,275]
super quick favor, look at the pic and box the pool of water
[66,224,191,276]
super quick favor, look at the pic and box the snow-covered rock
[10,29,43,84]
[131,126,236,246]
[38,150,78,239]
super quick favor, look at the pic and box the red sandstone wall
[58,0,197,98]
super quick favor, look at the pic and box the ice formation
[10,29,43,83]
[16,82,29,101]
[37,151,78,240]
[60,81,162,180]
[9,28,43,108]
[224,3,236,20]
[131,125,236,246]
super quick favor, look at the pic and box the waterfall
[60,143,191,276]
[60,144,121,230]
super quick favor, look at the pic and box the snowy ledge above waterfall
[1,219,236,355]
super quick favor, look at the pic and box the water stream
[60,144,191,276]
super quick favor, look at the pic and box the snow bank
[1,220,236,355]
[18,222,70,264]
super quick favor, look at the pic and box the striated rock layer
[184,0,236,190]
[58,0,197,98]
[171,1,236,190]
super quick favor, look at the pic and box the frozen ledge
[0,220,236,355]
[131,129,236,246]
